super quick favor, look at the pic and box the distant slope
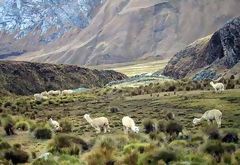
[163,17,240,80]
[0,61,127,95]
[14,0,240,65]
[0,0,104,59]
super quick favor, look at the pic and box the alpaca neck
[210,82,216,88]
[85,116,93,124]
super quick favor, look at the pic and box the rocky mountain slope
[163,16,240,80]
[0,0,104,59]
[13,0,240,65]
[0,61,127,95]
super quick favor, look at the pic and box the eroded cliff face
[0,61,127,95]
[13,0,240,65]
[163,17,240,80]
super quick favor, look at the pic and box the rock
[163,17,240,80]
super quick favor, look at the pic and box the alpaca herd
[34,89,74,101]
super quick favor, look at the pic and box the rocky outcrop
[0,61,127,95]
[163,17,240,80]
[13,0,240,65]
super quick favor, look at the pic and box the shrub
[143,119,156,134]
[109,107,119,113]
[166,121,183,136]
[34,127,52,139]
[122,151,138,165]
[3,102,12,108]
[223,143,236,153]
[4,149,29,165]
[32,156,58,165]
[48,134,88,155]
[207,127,221,140]
[138,148,177,164]
[234,149,240,163]
[157,120,166,132]
[166,112,175,120]
[222,132,238,143]
[60,120,72,133]
[15,121,30,131]
[0,141,11,151]
[203,140,224,162]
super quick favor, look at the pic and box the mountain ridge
[0,60,127,95]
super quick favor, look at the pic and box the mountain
[0,0,104,59]
[12,0,240,65]
[0,61,127,95]
[163,16,240,80]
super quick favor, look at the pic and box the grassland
[91,59,169,77]
[1,86,240,164]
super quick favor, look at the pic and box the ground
[1,88,240,163]
[90,59,169,77]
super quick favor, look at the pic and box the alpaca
[210,81,224,93]
[62,90,74,95]
[48,118,61,131]
[34,94,48,101]
[193,109,222,128]
[122,116,139,134]
[83,114,110,133]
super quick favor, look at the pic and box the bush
[34,127,52,139]
[143,119,156,134]
[166,121,182,136]
[15,121,30,131]
[157,120,166,132]
[207,127,221,140]
[48,134,88,155]
[60,120,72,133]
[4,149,29,165]
[138,148,177,164]
[3,102,12,108]
[0,141,11,151]
[223,143,236,153]
[203,140,224,162]
[222,132,238,143]
[109,107,119,113]
[166,112,175,120]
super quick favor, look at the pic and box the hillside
[13,0,240,65]
[0,0,104,59]
[0,61,127,95]
[163,16,240,80]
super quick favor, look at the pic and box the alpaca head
[193,118,201,126]
[132,126,139,133]
[84,114,90,120]
[210,81,214,86]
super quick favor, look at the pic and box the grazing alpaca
[193,109,222,128]
[122,116,139,134]
[210,81,224,93]
[62,90,74,95]
[34,94,48,101]
[83,114,110,133]
[48,118,61,131]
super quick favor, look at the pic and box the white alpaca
[34,94,48,101]
[49,118,61,131]
[122,116,139,134]
[38,152,52,160]
[210,81,224,93]
[193,109,222,128]
[48,90,61,96]
[41,91,49,96]
[83,114,110,133]
[62,90,74,95]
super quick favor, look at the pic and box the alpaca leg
[207,119,211,125]
[96,127,101,133]
[107,124,110,132]
[103,126,107,133]
[215,117,221,128]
